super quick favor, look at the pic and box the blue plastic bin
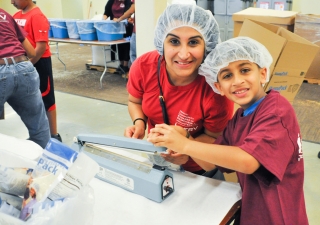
[94,21,125,41]
[65,19,80,39]
[50,19,69,39]
[76,20,97,41]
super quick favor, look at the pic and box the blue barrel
[94,20,126,41]
[50,19,69,39]
[65,19,80,39]
[76,20,97,41]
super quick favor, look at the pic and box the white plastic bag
[0,185,95,225]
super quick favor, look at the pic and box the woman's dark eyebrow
[166,33,203,40]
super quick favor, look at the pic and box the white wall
[135,0,167,56]
[293,0,320,14]
[2,0,319,57]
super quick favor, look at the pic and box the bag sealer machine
[71,134,174,203]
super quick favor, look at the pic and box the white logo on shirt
[175,110,198,132]
[297,133,303,161]
[0,14,6,20]
[15,19,26,27]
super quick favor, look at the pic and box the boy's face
[11,0,29,10]
[214,60,267,110]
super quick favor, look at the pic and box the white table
[90,171,242,225]
[49,38,129,88]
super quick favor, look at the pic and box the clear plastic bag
[0,185,95,225]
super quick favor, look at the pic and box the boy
[12,0,62,142]
[147,37,308,224]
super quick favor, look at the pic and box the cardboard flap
[232,7,297,25]
[276,40,319,71]
[239,19,286,69]
[278,27,320,46]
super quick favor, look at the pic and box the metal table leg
[99,46,108,89]
[53,42,66,70]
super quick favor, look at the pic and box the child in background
[148,37,308,224]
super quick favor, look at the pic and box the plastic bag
[0,185,95,225]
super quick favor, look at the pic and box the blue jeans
[0,59,50,148]
[130,32,136,64]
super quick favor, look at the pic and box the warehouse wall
[1,0,319,57]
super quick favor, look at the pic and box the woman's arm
[116,3,135,22]
[103,0,114,20]
[124,94,147,139]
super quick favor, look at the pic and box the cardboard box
[294,14,320,79]
[232,7,298,37]
[239,19,319,101]
[264,76,304,102]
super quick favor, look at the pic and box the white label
[274,2,285,11]
[96,167,134,191]
[260,2,269,9]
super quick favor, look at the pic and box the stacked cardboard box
[294,14,320,80]
[237,19,319,102]
[232,7,298,37]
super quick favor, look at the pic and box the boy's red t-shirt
[13,7,51,58]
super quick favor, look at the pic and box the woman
[103,0,132,73]
[124,3,234,178]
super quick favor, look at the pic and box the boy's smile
[214,60,267,110]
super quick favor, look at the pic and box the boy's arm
[148,124,260,174]
[21,38,36,58]
[29,41,46,65]
[191,129,220,171]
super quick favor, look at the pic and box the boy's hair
[199,36,273,94]
[154,3,220,56]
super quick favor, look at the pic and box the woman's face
[163,26,205,85]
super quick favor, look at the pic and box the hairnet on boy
[199,36,273,94]
[154,3,220,56]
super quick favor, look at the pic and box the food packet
[0,166,33,196]
[19,139,78,221]
[0,192,23,211]
[0,198,20,218]
[47,152,99,201]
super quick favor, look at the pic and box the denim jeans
[130,32,136,64]
[0,59,50,148]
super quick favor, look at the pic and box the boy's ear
[214,82,225,96]
[260,67,268,85]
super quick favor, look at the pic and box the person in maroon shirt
[0,8,50,148]
[148,37,309,225]
[103,0,132,74]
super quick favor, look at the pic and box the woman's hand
[124,125,145,139]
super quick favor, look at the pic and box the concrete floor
[1,91,319,224]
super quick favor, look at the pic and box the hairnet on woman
[154,3,220,56]
[125,2,234,179]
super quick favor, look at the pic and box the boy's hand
[160,149,189,165]
[148,124,189,154]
